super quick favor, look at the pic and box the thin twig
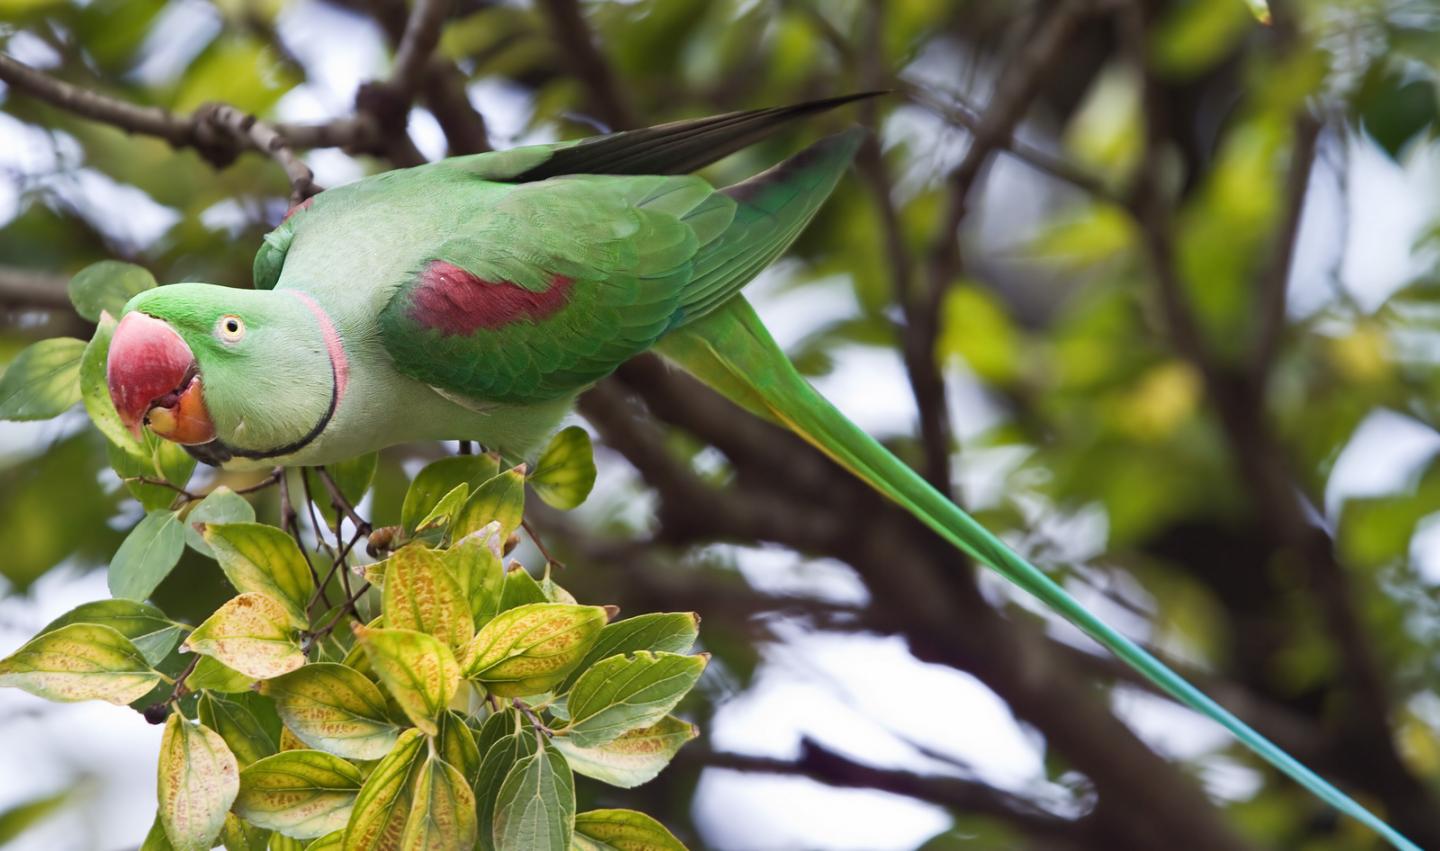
[387,0,450,98]
[521,519,564,569]
[313,467,373,536]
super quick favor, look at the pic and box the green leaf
[109,433,196,512]
[498,565,548,614]
[461,603,606,698]
[401,454,501,532]
[558,613,699,693]
[202,523,316,629]
[938,284,1020,385]
[68,260,156,322]
[399,756,477,851]
[236,750,365,840]
[0,622,160,704]
[199,691,281,768]
[572,809,688,851]
[551,716,697,789]
[260,663,400,761]
[269,832,305,851]
[184,593,305,680]
[436,710,481,785]
[474,711,537,847]
[445,526,505,626]
[158,714,240,851]
[415,483,468,534]
[0,790,69,844]
[492,747,574,851]
[185,488,257,557]
[355,626,460,736]
[383,545,473,650]
[454,468,526,541]
[0,336,84,420]
[108,510,187,600]
[141,815,177,851]
[529,426,597,510]
[81,313,146,455]
[304,455,378,530]
[341,728,425,851]
[187,655,257,693]
[221,812,270,851]
[39,598,184,666]
[563,652,707,748]
[304,830,343,851]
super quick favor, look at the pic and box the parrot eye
[217,315,245,342]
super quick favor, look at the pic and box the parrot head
[107,284,339,464]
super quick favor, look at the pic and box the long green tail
[656,296,1418,851]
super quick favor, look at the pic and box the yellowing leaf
[202,523,317,628]
[558,612,699,693]
[453,468,526,541]
[186,655,257,693]
[108,510,187,601]
[445,526,505,627]
[68,260,155,323]
[572,809,687,851]
[39,598,184,666]
[0,622,160,704]
[305,830,343,851]
[562,652,707,748]
[399,756,476,851]
[492,748,574,851]
[551,716,697,790]
[355,626,459,736]
[184,593,305,680]
[436,710,481,785]
[461,603,605,698]
[0,336,84,420]
[529,426,597,510]
[414,483,468,534]
[157,715,240,851]
[260,663,400,761]
[382,546,473,650]
[184,488,257,557]
[198,692,280,768]
[235,750,364,839]
[402,454,501,532]
[341,728,425,851]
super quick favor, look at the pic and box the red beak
[107,312,216,445]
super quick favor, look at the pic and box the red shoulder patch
[407,261,575,335]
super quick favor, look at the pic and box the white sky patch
[128,0,223,87]
[708,543,869,606]
[1339,134,1440,313]
[0,569,163,851]
[1324,408,1440,518]
[407,107,447,162]
[468,77,557,148]
[275,0,387,117]
[714,629,1049,793]
[694,772,950,851]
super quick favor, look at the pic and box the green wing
[376,130,863,406]
[377,173,732,404]
[252,94,877,291]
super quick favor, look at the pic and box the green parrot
[104,95,1414,849]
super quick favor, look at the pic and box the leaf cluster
[0,263,700,850]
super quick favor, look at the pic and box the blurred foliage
[1,0,1440,848]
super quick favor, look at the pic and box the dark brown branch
[0,266,70,310]
[535,0,637,130]
[698,740,1080,843]
[387,0,451,98]
[1251,113,1320,387]
[0,53,332,201]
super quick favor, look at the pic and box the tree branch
[698,740,1082,844]
[535,0,637,130]
[0,265,69,310]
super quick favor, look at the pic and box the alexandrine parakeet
[103,95,1414,849]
